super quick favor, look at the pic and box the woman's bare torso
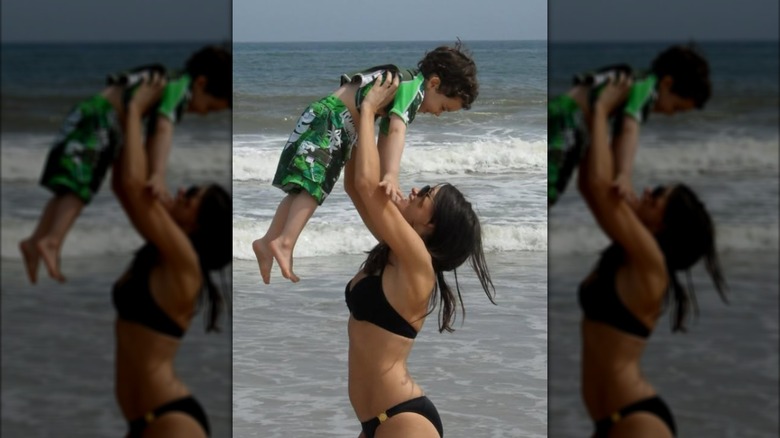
[346,261,429,421]
[114,262,196,420]
[580,261,663,420]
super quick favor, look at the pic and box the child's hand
[379,174,404,203]
[129,72,166,114]
[361,72,399,114]
[612,173,638,204]
[145,174,172,204]
[594,73,632,114]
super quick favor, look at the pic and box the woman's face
[397,184,441,237]
[635,185,674,233]
[170,185,207,233]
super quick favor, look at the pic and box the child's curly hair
[418,40,479,109]
[186,45,232,104]
[651,43,711,109]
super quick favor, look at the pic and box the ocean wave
[233,136,546,182]
[1,139,230,183]
[232,219,546,261]
[636,137,778,176]
[549,223,778,256]
[2,218,144,259]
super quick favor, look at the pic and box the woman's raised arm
[351,73,433,276]
[111,75,199,276]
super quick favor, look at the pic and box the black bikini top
[112,246,185,338]
[578,247,651,339]
[345,267,418,339]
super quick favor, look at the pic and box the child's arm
[112,76,200,277]
[145,116,174,201]
[344,101,405,241]
[345,156,381,241]
[377,114,407,202]
[610,114,640,203]
[143,76,190,202]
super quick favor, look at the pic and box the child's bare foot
[252,238,274,284]
[19,239,40,284]
[36,237,65,283]
[268,238,300,283]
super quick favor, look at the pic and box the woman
[111,75,231,437]
[576,75,727,437]
[343,73,494,437]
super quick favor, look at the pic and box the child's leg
[20,195,61,284]
[269,192,318,282]
[30,95,115,282]
[253,194,294,284]
[259,96,352,283]
[21,193,83,283]
[36,193,84,282]
[548,94,583,207]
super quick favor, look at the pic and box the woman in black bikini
[577,75,727,437]
[111,75,231,437]
[343,73,494,437]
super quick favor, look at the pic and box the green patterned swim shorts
[548,94,587,206]
[40,94,121,204]
[272,95,357,205]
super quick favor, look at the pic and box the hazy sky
[234,0,547,42]
[550,0,779,41]
[1,0,230,42]
[3,0,775,43]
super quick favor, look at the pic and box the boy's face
[419,76,464,116]
[653,75,697,115]
[187,76,230,115]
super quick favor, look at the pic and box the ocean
[232,40,548,437]
[1,42,232,437]
[548,41,779,437]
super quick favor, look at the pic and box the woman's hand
[594,73,632,115]
[128,73,166,115]
[360,71,399,115]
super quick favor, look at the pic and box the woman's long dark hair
[362,184,495,332]
[599,185,727,332]
[189,184,232,332]
[657,184,728,331]
[133,184,232,332]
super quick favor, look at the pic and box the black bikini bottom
[360,395,444,438]
[127,396,210,437]
[593,396,676,437]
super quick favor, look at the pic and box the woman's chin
[393,197,410,210]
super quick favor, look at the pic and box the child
[253,42,479,284]
[20,45,232,284]
[548,43,711,206]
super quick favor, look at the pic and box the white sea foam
[2,218,144,259]
[1,139,230,183]
[635,137,779,176]
[232,135,546,182]
[549,222,779,256]
[232,218,546,261]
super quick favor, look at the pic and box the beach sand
[549,250,779,437]
[232,251,548,437]
[1,256,232,438]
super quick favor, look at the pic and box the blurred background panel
[548,1,778,437]
[1,1,232,437]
